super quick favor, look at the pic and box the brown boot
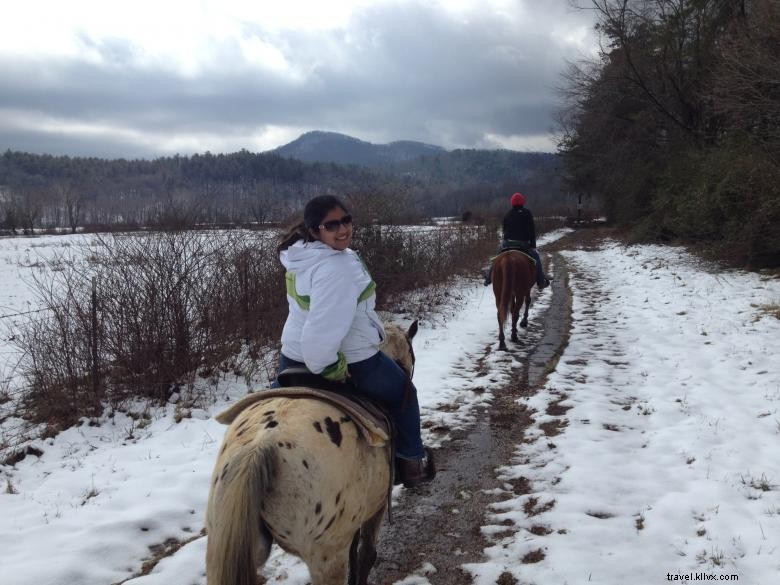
[395,448,436,488]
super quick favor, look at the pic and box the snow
[465,242,780,585]
[1,231,779,585]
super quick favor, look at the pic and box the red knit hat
[510,192,526,207]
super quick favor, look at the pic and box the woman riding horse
[484,191,550,289]
[206,322,419,585]
[274,195,435,488]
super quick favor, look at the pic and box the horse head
[380,319,418,378]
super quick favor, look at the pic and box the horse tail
[494,257,514,328]
[206,442,277,585]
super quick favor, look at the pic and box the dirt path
[369,246,574,585]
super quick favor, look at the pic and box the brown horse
[205,322,417,585]
[491,250,535,351]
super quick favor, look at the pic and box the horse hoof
[520,320,528,329]
[498,343,508,351]
[511,335,519,342]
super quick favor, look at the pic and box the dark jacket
[502,206,536,248]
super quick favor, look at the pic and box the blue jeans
[527,248,547,286]
[272,351,425,459]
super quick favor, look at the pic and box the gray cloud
[0,1,596,158]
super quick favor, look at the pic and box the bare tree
[710,0,780,152]
[19,189,46,235]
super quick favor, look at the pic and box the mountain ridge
[271,130,447,166]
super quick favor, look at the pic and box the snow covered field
[1,231,778,585]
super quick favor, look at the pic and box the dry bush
[13,230,284,425]
[353,223,498,307]
[13,221,497,426]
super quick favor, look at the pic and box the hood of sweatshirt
[280,240,344,273]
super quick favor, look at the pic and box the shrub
[13,223,499,425]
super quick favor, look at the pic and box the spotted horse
[206,322,418,585]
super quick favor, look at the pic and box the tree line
[0,147,568,234]
[0,149,380,233]
[559,0,779,267]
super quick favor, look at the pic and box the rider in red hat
[484,192,550,289]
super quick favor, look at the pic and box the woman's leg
[529,248,547,287]
[348,351,425,460]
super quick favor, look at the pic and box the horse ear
[407,319,419,340]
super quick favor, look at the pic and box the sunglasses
[318,214,353,232]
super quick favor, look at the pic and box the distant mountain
[272,131,446,166]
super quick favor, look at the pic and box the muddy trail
[370,244,575,585]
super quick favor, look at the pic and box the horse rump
[206,442,277,585]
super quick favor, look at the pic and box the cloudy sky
[0,0,597,159]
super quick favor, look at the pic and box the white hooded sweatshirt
[280,240,385,376]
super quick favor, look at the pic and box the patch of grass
[6,477,17,494]
[545,399,571,416]
[524,497,556,516]
[740,473,774,492]
[114,530,205,585]
[496,572,519,585]
[507,476,532,495]
[540,419,568,437]
[421,419,450,434]
[637,404,655,416]
[521,548,546,563]
[635,512,645,530]
[1,445,44,466]
[80,486,99,506]
[696,547,726,567]
[753,303,780,321]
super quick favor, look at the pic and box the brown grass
[753,303,780,321]
[113,530,205,584]
[521,548,546,564]
[496,572,519,585]
[524,497,556,516]
[540,419,568,437]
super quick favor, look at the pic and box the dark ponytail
[277,195,350,253]
[276,217,311,253]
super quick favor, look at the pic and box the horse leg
[520,293,531,329]
[349,506,385,585]
[497,310,507,351]
[510,296,520,342]
[309,550,349,585]
[348,530,360,585]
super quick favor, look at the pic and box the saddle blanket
[216,387,391,447]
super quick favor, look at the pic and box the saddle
[215,369,392,448]
[490,248,536,265]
